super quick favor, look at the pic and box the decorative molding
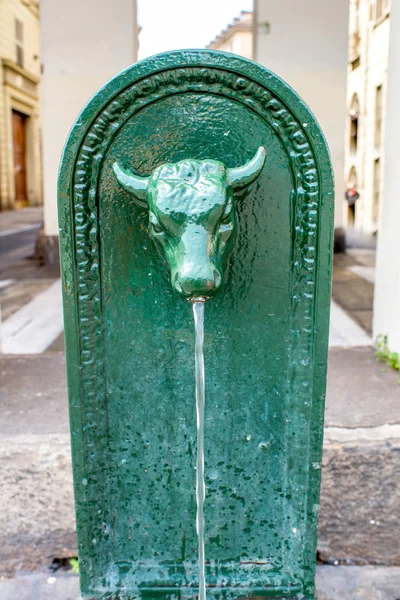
[2,58,40,85]
[69,66,321,578]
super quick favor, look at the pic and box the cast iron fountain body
[58,50,334,600]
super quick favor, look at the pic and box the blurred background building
[40,0,139,262]
[0,0,42,211]
[0,3,400,597]
[207,11,253,60]
[345,0,390,234]
[253,0,349,235]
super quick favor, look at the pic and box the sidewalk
[0,207,43,233]
[0,344,398,578]
[0,250,374,354]
[2,565,400,600]
[0,207,375,353]
[1,218,398,598]
[332,248,375,335]
[0,207,61,347]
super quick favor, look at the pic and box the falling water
[193,300,206,600]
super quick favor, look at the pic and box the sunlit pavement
[0,260,374,354]
[1,279,63,353]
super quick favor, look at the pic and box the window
[347,167,358,226]
[375,85,383,149]
[15,19,24,68]
[350,0,361,60]
[349,95,360,154]
[372,158,381,224]
[370,0,390,22]
[348,166,358,190]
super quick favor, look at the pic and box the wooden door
[12,110,28,207]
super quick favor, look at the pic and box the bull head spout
[113,147,266,300]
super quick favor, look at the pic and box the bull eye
[151,222,163,234]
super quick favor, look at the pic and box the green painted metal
[58,50,334,600]
[113,147,266,299]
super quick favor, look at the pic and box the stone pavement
[1,216,397,598]
[316,566,400,599]
[1,270,373,355]
[1,279,63,353]
[332,250,375,335]
[0,211,375,354]
[0,354,74,576]
[0,344,399,594]
[2,565,400,600]
[0,207,43,233]
[0,209,59,326]
[0,570,79,600]
[329,301,371,347]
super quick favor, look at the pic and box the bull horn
[227,146,266,190]
[113,162,149,207]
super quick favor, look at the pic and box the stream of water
[193,300,206,600]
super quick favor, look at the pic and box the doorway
[12,109,28,208]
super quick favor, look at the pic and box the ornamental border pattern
[71,66,320,569]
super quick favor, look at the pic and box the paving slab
[348,265,375,283]
[318,437,400,566]
[0,354,69,436]
[1,566,400,600]
[346,248,376,267]
[2,347,398,438]
[0,434,76,576]
[317,565,400,600]
[0,253,60,321]
[0,354,74,575]
[0,571,79,600]
[325,346,400,428]
[329,301,372,347]
[1,279,64,353]
[0,207,43,233]
[0,278,55,320]
[332,253,374,334]
[345,229,376,251]
[0,344,399,575]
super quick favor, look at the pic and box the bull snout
[173,266,222,299]
[169,225,224,300]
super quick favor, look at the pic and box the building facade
[344,0,391,233]
[40,0,139,261]
[207,11,253,60]
[0,0,42,211]
[253,0,349,231]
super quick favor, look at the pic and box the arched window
[349,94,360,154]
[348,166,358,188]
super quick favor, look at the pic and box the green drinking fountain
[58,50,334,600]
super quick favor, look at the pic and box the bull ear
[113,162,149,208]
[227,146,266,190]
